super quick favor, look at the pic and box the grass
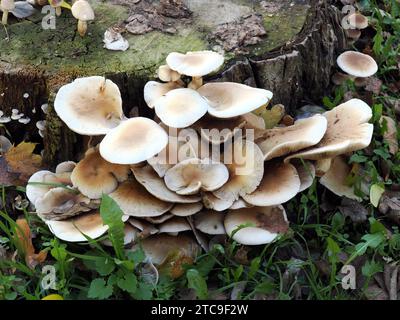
[1,0,400,300]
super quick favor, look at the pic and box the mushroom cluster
[26,50,374,262]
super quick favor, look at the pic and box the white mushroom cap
[71,0,94,21]
[164,158,229,195]
[109,179,173,217]
[171,202,203,216]
[0,135,12,154]
[198,82,273,118]
[54,76,123,135]
[256,114,327,160]
[144,81,181,109]
[348,13,368,29]
[154,88,209,128]
[131,165,201,203]
[224,206,289,245]
[229,198,253,210]
[285,99,373,161]
[319,156,361,201]
[46,211,108,242]
[157,65,181,82]
[1,0,15,10]
[337,51,378,78]
[100,117,168,164]
[202,192,234,211]
[194,211,225,235]
[55,161,76,174]
[71,148,129,199]
[158,217,191,234]
[243,162,300,206]
[292,160,316,192]
[166,51,224,77]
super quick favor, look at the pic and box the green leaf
[362,260,383,278]
[131,282,153,300]
[354,233,386,256]
[94,257,115,276]
[100,195,125,260]
[326,237,340,265]
[370,184,385,207]
[369,217,386,234]
[88,278,113,300]
[186,269,208,300]
[126,248,146,265]
[117,273,137,294]
[255,279,274,294]
[195,255,216,277]
[349,154,368,164]
[248,257,261,279]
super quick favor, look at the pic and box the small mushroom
[143,81,182,109]
[194,211,225,235]
[202,192,234,211]
[159,217,191,235]
[100,117,168,164]
[171,202,203,217]
[157,65,181,83]
[71,0,94,37]
[1,0,15,25]
[337,51,378,78]
[49,0,65,16]
[224,206,289,245]
[347,12,368,30]
[55,161,76,174]
[292,160,316,192]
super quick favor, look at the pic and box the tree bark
[0,0,347,167]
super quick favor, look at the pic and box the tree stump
[0,0,347,167]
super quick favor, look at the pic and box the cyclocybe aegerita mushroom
[49,0,64,16]
[256,114,327,160]
[198,82,273,118]
[229,198,253,210]
[1,0,15,25]
[157,65,181,83]
[54,76,124,135]
[143,81,182,109]
[159,217,191,235]
[55,161,76,174]
[131,165,201,203]
[71,0,94,37]
[213,140,264,204]
[319,156,361,201]
[285,99,373,162]
[164,158,229,195]
[166,51,224,89]
[292,160,316,192]
[194,211,226,235]
[109,179,173,217]
[243,162,300,206]
[224,206,289,245]
[347,12,368,30]
[128,218,159,238]
[170,202,203,217]
[144,214,174,225]
[337,51,378,78]
[71,147,129,199]
[154,88,209,128]
[100,117,168,164]
[202,192,234,212]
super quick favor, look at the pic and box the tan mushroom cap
[256,114,327,161]
[194,211,226,235]
[128,218,159,237]
[157,65,181,82]
[71,0,94,21]
[202,192,233,211]
[285,99,373,162]
[348,13,368,29]
[131,165,201,203]
[198,82,273,118]
[229,198,253,210]
[164,158,229,195]
[337,51,378,78]
[135,234,201,265]
[159,217,191,234]
[143,81,181,109]
[71,148,129,199]
[171,202,203,216]
[243,162,300,206]
[166,51,224,77]
[144,213,174,224]
[54,76,123,135]
[319,156,361,201]
[100,117,168,164]
[213,140,264,203]
[55,161,76,174]
[224,206,289,245]
[292,160,316,192]
[154,88,209,128]
[109,179,173,217]
[46,211,108,242]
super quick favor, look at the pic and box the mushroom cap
[100,117,168,164]
[157,65,181,82]
[128,218,159,236]
[171,202,203,216]
[256,114,328,160]
[319,156,361,201]
[55,161,76,174]
[1,0,15,10]
[144,213,174,224]
[135,234,200,265]
[229,198,253,210]
[213,140,264,203]
[285,99,373,161]
[109,179,173,217]
[348,13,368,29]
[46,211,108,242]
[158,217,191,234]
[154,88,209,128]
[224,206,289,245]
[143,81,181,109]
[54,76,123,135]
[243,162,300,206]
[198,82,273,118]
[131,165,201,203]
[71,148,129,199]
[202,192,234,211]
[194,211,226,235]
[292,160,316,192]
[102,224,138,247]
[71,0,94,21]
[337,51,378,78]
[164,158,229,195]
[166,51,224,77]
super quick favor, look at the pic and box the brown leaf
[380,116,399,155]
[339,197,369,223]
[364,77,383,95]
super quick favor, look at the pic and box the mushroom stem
[188,77,203,90]
[1,10,8,25]
[55,6,61,16]
[77,19,87,37]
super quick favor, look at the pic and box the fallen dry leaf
[380,116,399,155]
